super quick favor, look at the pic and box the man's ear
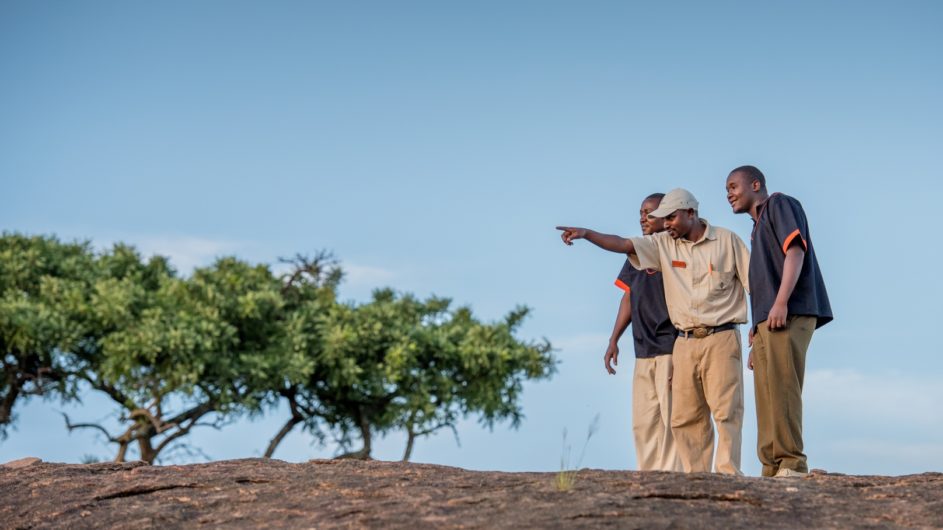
[752,178,762,192]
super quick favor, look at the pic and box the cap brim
[647,206,677,219]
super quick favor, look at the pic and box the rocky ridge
[2,457,941,528]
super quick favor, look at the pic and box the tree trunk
[115,442,129,463]
[402,409,418,462]
[336,410,372,460]
[358,411,371,458]
[1,364,20,427]
[402,430,416,462]
[264,389,305,458]
[137,436,158,464]
[265,415,303,458]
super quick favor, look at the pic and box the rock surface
[1,457,42,470]
[1,458,941,528]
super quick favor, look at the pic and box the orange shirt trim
[782,229,808,254]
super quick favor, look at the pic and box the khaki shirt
[629,219,750,330]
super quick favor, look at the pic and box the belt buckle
[692,327,710,339]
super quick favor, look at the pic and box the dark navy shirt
[749,193,833,331]
[616,261,677,358]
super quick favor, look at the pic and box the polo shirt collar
[683,218,716,245]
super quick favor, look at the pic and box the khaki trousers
[752,316,815,477]
[632,355,682,472]
[671,329,744,475]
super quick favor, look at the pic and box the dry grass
[554,414,600,491]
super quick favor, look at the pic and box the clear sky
[2,1,941,476]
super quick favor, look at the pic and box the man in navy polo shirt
[726,165,833,478]
[606,193,681,472]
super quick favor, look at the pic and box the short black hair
[730,165,766,190]
[645,192,666,204]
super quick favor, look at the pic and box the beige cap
[648,188,699,218]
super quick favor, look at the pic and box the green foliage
[1,233,556,465]
[70,251,309,463]
[268,287,556,461]
[0,233,95,438]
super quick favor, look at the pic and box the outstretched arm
[556,226,636,255]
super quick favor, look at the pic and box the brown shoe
[774,468,808,478]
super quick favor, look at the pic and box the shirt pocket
[707,270,736,301]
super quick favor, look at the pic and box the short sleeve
[732,232,751,294]
[628,235,661,271]
[768,195,809,254]
[615,261,633,292]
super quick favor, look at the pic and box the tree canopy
[0,232,556,463]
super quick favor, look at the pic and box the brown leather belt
[677,323,737,339]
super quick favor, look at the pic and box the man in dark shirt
[726,165,833,478]
[606,193,682,472]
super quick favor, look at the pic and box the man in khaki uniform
[557,188,750,475]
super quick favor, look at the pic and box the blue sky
[2,1,942,475]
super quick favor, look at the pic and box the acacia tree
[264,288,556,461]
[0,234,94,439]
[394,304,556,461]
[65,249,299,463]
[264,289,406,459]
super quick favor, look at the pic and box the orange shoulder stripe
[614,279,631,293]
[782,229,808,254]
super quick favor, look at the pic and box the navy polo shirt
[615,261,677,358]
[749,193,833,331]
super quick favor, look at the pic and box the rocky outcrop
[2,457,941,528]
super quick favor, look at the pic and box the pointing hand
[556,226,587,246]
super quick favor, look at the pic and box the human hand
[768,301,789,330]
[668,362,673,388]
[604,341,619,374]
[747,348,754,371]
[556,226,588,246]
[748,327,754,347]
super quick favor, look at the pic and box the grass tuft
[554,414,600,491]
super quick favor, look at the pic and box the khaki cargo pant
[632,355,682,471]
[671,328,744,475]
[752,316,815,477]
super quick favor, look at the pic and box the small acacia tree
[264,288,556,461]
[394,304,556,461]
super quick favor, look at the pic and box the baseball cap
[648,188,699,218]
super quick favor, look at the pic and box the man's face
[662,209,695,239]
[639,198,665,235]
[726,171,759,214]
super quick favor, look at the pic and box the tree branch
[264,391,305,458]
[61,412,121,443]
